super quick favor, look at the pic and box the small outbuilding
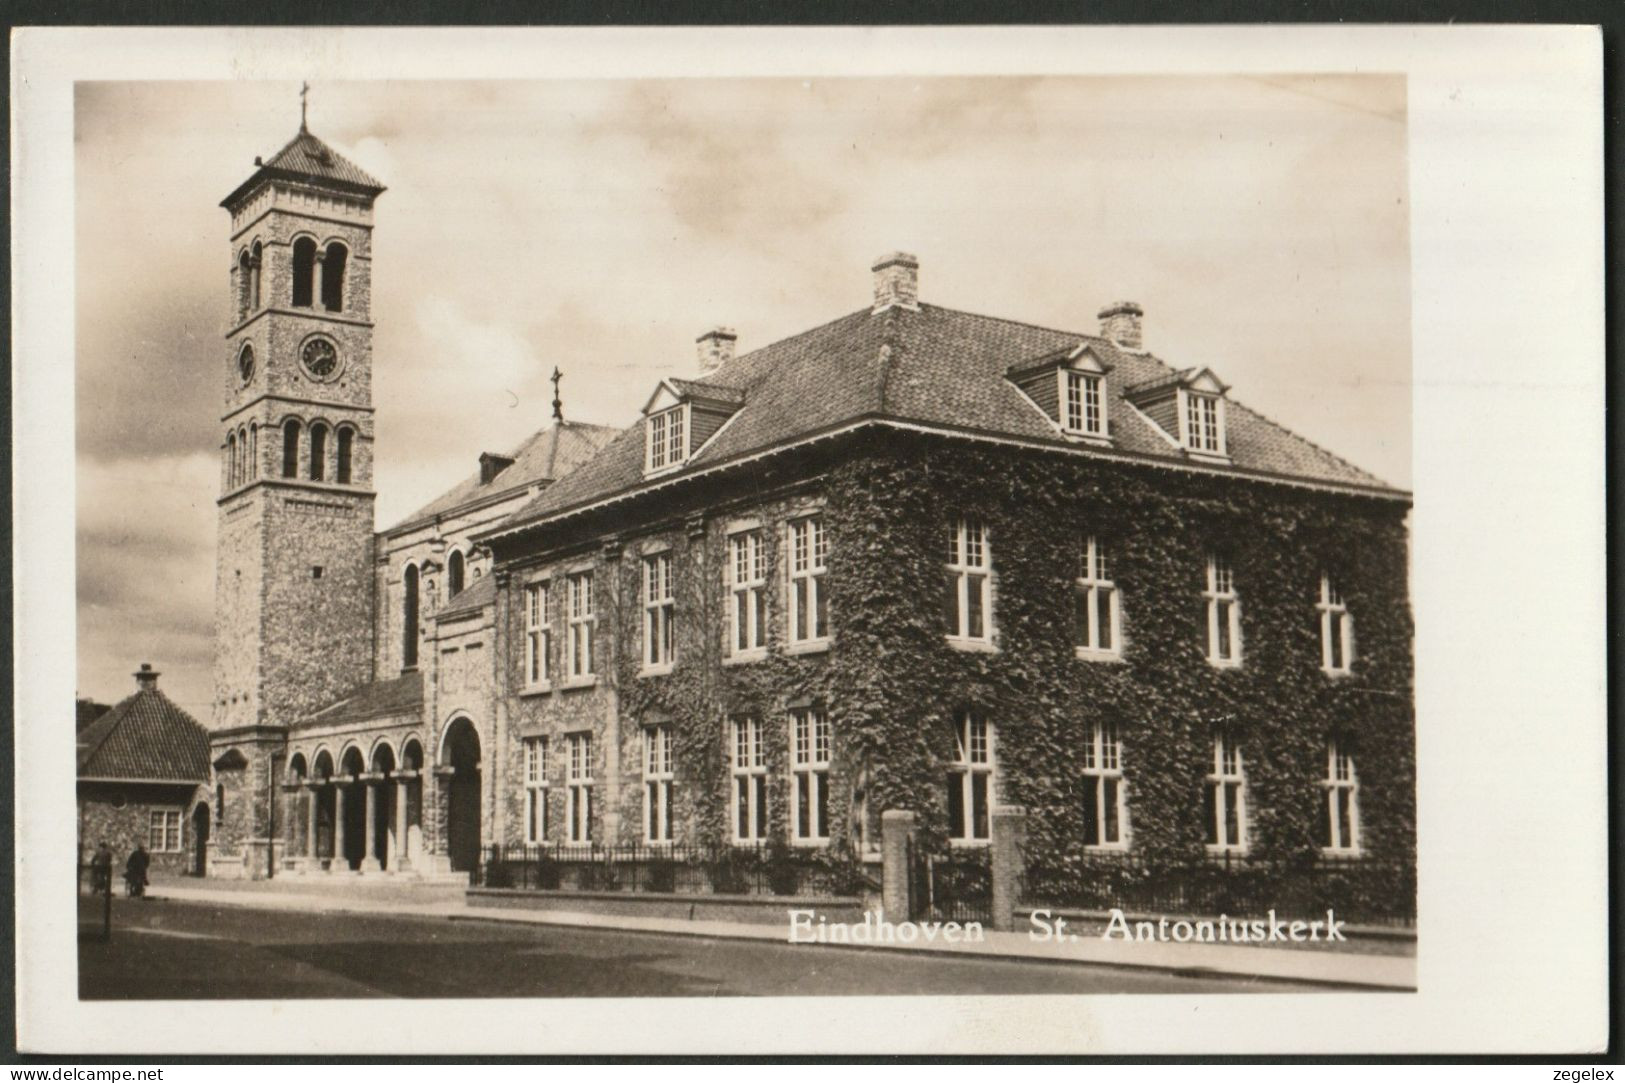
[76,664,212,876]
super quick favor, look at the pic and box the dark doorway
[342,782,367,870]
[444,717,481,873]
[191,803,210,876]
[339,747,367,871]
[371,744,397,871]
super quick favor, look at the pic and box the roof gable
[642,382,684,415]
[1066,345,1112,376]
[1186,367,1229,395]
[388,420,619,532]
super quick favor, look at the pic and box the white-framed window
[523,580,551,689]
[1184,391,1224,453]
[730,716,768,843]
[523,736,549,844]
[566,732,593,845]
[643,723,674,844]
[790,706,831,844]
[149,809,182,852]
[1321,739,1360,854]
[1074,535,1121,658]
[728,530,767,657]
[646,404,688,472]
[947,712,994,843]
[946,517,994,645]
[566,572,595,680]
[1204,732,1248,853]
[642,552,675,670]
[788,515,829,647]
[1082,721,1128,848]
[1061,370,1107,437]
[1204,555,1243,667]
[1318,574,1354,675]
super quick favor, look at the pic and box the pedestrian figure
[90,841,113,896]
[125,842,150,898]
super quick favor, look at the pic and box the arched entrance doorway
[311,749,336,870]
[286,753,309,866]
[442,717,481,873]
[370,743,397,871]
[191,803,210,876]
[401,739,426,867]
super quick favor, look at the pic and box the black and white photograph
[12,25,1607,1057]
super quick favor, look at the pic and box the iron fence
[472,841,869,898]
[1020,850,1415,928]
[908,844,992,924]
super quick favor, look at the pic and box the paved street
[79,897,1324,998]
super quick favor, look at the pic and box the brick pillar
[989,805,1028,932]
[881,809,916,924]
[423,767,453,873]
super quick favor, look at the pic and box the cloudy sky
[75,74,1410,716]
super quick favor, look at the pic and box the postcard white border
[13,25,1606,1054]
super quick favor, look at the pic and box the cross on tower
[550,367,564,422]
[300,82,310,132]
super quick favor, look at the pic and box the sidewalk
[146,878,1416,990]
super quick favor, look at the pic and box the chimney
[1098,301,1144,349]
[133,663,160,693]
[696,326,738,375]
[871,252,920,313]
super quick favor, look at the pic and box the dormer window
[1125,366,1230,463]
[1183,391,1223,454]
[646,404,688,472]
[641,378,745,478]
[1008,343,1113,444]
[1062,370,1107,437]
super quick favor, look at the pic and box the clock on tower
[213,112,386,738]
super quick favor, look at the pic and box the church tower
[213,110,385,734]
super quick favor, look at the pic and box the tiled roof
[437,572,497,620]
[496,302,1398,533]
[221,127,385,207]
[388,420,620,532]
[305,671,424,728]
[1007,344,1085,379]
[668,378,746,405]
[77,691,210,782]
[1124,370,1194,399]
[264,129,383,190]
[76,699,111,733]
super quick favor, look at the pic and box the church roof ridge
[383,419,621,534]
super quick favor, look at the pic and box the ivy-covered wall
[821,434,1414,875]
[493,429,1413,888]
